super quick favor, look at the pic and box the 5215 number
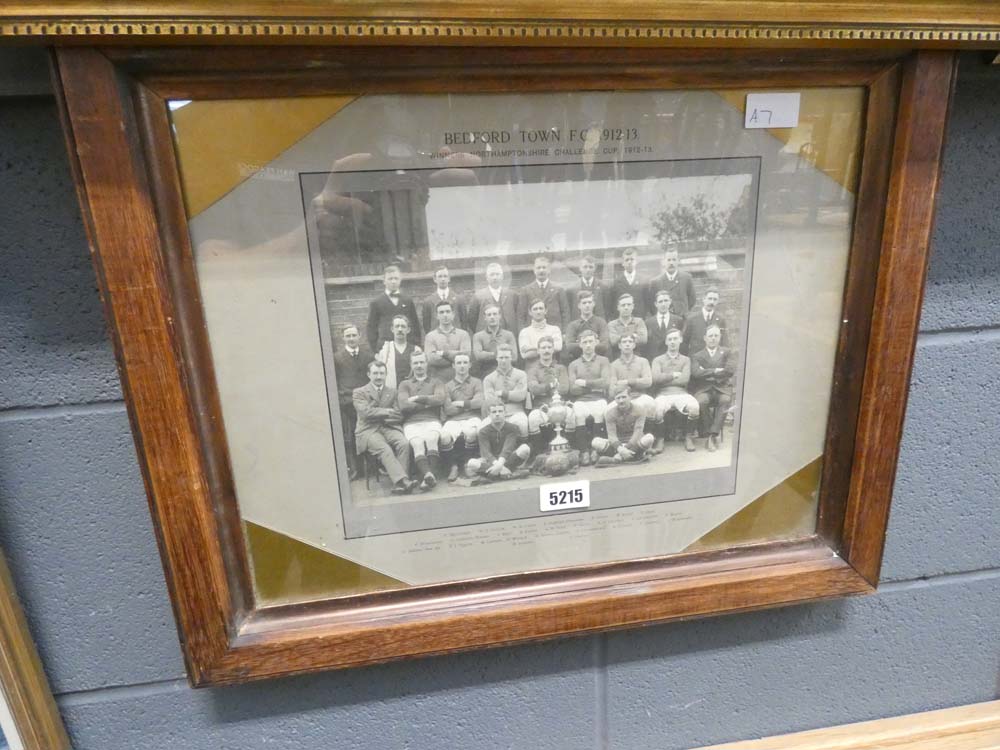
[548,489,584,506]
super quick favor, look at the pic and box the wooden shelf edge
[697,700,1000,749]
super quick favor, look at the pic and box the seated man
[481,344,530,437]
[564,289,610,364]
[518,298,564,366]
[397,350,451,490]
[610,332,656,418]
[352,360,417,495]
[607,293,648,361]
[526,336,576,456]
[441,352,484,482]
[466,398,532,482]
[651,328,700,452]
[690,324,736,452]
[567,329,611,465]
[592,383,655,465]
[472,302,518,377]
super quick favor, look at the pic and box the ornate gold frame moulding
[4,1,1000,46]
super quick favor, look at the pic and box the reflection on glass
[169,87,864,606]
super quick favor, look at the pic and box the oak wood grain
[52,44,949,685]
[0,552,70,750]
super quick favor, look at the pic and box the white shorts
[654,393,700,420]
[629,394,656,417]
[442,417,481,443]
[572,399,608,424]
[403,420,443,442]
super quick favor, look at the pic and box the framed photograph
[52,43,954,685]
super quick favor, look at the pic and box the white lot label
[539,478,591,512]
[745,93,801,129]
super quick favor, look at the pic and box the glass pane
[168,86,864,606]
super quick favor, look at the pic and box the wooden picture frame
[0,550,70,750]
[51,42,955,686]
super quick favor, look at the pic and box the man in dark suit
[519,255,569,331]
[644,289,684,361]
[352,360,417,494]
[681,287,727,356]
[332,324,374,480]
[606,248,647,320]
[468,261,519,333]
[690,325,736,451]
[420,265,466,334]
[366,264,422,353]
[645,248,698,318]
[567,255,607,320]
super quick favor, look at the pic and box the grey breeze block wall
[0,50,998,750]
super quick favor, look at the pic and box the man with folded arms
[568,329,611,466]
[481,344,530,437]
[518,298,564,366]
[645,248,697,318]
[564,289,610,364]
[690,324,736,452]
[472,302,518,377]
[592,383,655,465]
[526,336,576,457]
[352,360,417,495]
[397,350,451,490]
[441,352,484,482]
[610,332,656,418]
[366,264,421,353]
[466,398,532,483]
[644,289,684,361]
[607,293,648,361]
[651,327,700,453]
[424,300,472,384]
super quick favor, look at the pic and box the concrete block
[60,636,598,750]
[921,56,1000,332]
[882,330,1000,580]
[0,408,186,692]
[0,98,120,409]
[604,573,1000,750]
